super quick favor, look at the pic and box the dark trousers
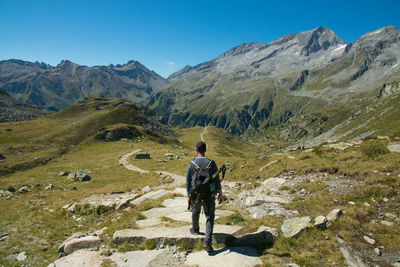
[192,197,215,245]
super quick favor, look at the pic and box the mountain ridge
[0,59,170,110]
[148,25,400,142]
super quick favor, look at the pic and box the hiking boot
[190,228,200,235]
[203,243,214,254]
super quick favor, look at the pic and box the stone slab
[130,189,171,206]
[281,216,312,238]
[113,225,241,245]
[78,192,140,210]
[48,250,103,267]
[185,246,262,267]
[388,143,400,153]
[135,218,162,228]
[108,250,166,267]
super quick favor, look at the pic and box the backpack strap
[190,160,200,170]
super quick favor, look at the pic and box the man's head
[196,141,207,155]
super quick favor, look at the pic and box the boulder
[363,235,376,245]
[142,185,151,193]
[58,232,86,253]
[78,174,91,182]
[45,184,54,190]
[76,169,92,176]
[327,208,342,221]
[245,194,288,207]
[63,236,101,254]
[67,172,76,181]
[135,152,150,159]
[58,171,68,176]
[314,215,328,229]
[257,226,279,237]
[281,216,312,238]
[18,186,30,194]
[16,251,26,262]
[233,228,275,248]
[381,220,393,226]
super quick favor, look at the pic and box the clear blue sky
[0,0,399,78]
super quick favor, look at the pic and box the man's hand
[217,192,223,204]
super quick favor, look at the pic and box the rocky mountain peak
[297,26,346,56]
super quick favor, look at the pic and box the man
[186,141,223,253]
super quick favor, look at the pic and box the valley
[0,99,399,265]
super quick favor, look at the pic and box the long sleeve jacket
[186,156,222,198]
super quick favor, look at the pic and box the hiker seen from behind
[186,141,224,254]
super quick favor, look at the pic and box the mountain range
[147,26,400,142]
[0,59,169,110]
[1,25,399,145]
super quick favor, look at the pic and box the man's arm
[186,164,192,197]
[211,161,223,203]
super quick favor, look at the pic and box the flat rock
[337,237,368,267]
[16,251,26,262]
[64,236,101,254]
[326,208,342,221]
[135,218,162,228]
[233,229,275,248]
[363,235,376,245]
[18,186,30,193]
[245,194,288,207]
[113,225,241,245]
[257,226,279,237]
[185,246,262,267]
[58,232,86,253]
[108,250,166,267]
[314,215,328,229]
[387,143,400,153]
[281,216,312,238]
[247,203,298,218]
[78,192,140,210]
[381,220,394,226]
[48,250,103,267]
[130,189,171,206]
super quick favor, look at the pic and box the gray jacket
[186,156,221,198]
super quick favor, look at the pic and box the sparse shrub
[361,141,389,158]
[222,212,245,225]
[144,239,157,250]
[279,185,290,191]
[177,240,193,252]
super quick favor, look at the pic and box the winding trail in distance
[200,126,208,142]
[119,149,186,189]
[120,128,207,188]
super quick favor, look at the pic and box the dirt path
[200,126,208,142]
[119,149,186,188]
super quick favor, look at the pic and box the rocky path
[51,141,273,267]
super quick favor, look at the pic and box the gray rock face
[148,25,400,138]
[58,232,86,253]
[281,216,312,238]
[135,152,151,159]
[0,88,47,123]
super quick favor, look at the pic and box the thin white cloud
[164,60,175,66]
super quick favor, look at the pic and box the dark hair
[196,141,206,154]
